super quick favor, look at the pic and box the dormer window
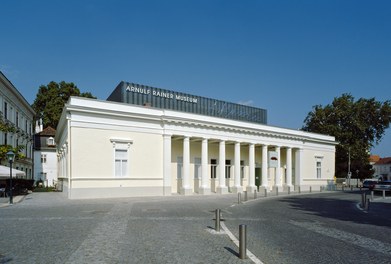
[47,137,55,146]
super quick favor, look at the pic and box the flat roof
[107,81,267,124]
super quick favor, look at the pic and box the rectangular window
[115,149,128,177]
[47,137,55,146]
[16,112,19,127]
[41,154,47,163]
[225,160,231,179]
[4,102,7,119]
[240,160,245,178]
[316,161,322,179]
[177,157,183,179]
[194,157,201,179]
[210,159,217,179]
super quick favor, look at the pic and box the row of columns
[162,135,302,196]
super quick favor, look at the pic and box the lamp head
[6,151,15,163]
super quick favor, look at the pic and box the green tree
[302,94,391,179]
[0,115,27,163]
[32,81,96,128]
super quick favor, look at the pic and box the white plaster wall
[70,127,163,189]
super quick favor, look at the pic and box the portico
[166,134,310,195]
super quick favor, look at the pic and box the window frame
[110,138,133,178]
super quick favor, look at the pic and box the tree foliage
[0,115,29,163]
[32,81,96,128]
[302,94,391,179]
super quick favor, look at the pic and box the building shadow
[279,192,391,228]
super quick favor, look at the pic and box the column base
[283,184,294,192]
[259,186,268,193]
[272,185,282,192]
[180,187,193,195]
[246,186,257,193]
[217,186,228,194]
[198,187,211,195]
[231,186,243,193]
[163,186,172,196]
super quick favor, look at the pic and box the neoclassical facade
[0,71,35,178]
[56,83,336,199]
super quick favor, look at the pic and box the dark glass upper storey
[107,81,267,124]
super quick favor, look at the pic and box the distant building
[369,155,380,165]
[33,122,57,186]
[0,71,35,178]
[56,81,336,199]
[373,157,391,181]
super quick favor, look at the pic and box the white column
[247,143,256,192]
[286,147,293,189]
[181,136,192,195]
[217,140,228,194]
[295,148,303,187]
[261,144,268,189]
[163,134,172,196]
[199,138,210,194]
[274,146,282,188]
[232,142,242,193]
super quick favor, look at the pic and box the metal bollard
[244,191,248,201]
[239,224,247,259]
[350,186,353,191]
[276,187,279,196]
[320,186,322,192]
[254,190,257,199]
[361,192,365,208]
[215,209,221,232]
[383,190,386,199]
[342,185,344,191]
[264,188,267,197]
[310,186,312,193]
[298,186,301,194]
[238,193,241,204]
[365,198,370,211]
[371,191,374,201]
[288,186,291,195]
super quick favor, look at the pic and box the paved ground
[0,190,390,264]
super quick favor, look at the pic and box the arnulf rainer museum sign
[126,85,198,103]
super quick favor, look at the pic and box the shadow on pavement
[224,246,239,257]
[279,194,391,228]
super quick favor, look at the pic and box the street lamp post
[356,169,359,187]
[7,151,15,204]
[347,147,351,187]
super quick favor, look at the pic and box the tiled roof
[37,126,56,136]
[369,155,381,163]
[375,157,391,165]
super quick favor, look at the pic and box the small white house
[373,157,391,181]
[33,124,57,187]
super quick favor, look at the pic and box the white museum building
[56,82,336,199]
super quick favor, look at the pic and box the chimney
[39,118,43,132]
[35,120,40,134]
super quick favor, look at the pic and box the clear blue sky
[1,0,390,156]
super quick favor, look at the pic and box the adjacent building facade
[56,82,336,199]
[0,71,35,178]
[33,123,57,186]
[373,157,391,181]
